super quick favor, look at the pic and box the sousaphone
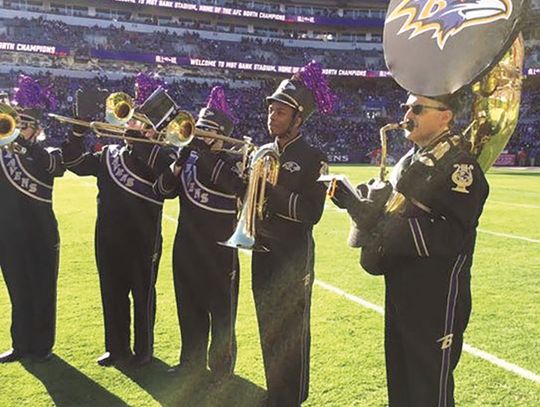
[383,0,529,171]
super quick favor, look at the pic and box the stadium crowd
[1,71,538,164]
[0,17,386,69]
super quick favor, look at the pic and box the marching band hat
[266,60,336,121]
[138,87,178,132]
[196,86,236,137]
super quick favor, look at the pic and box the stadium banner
[90,49,391,77]
[0,41,69,56]
[494,153,516,166]
[110,0,384,28]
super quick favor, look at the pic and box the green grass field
[0,166,539,406]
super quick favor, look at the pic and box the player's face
[20,123,39,140]
[402,95,452,147]
[267,101,296,138]
[196,126,224,150]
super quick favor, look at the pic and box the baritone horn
[220,144,280,251]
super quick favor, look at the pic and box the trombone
[50,92,253,153]
[48,92,145,131]
[0,103,29,154]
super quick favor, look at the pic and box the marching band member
[252,62,335,407]
[61,84,176,368]
[155,86,245,376]
[0,76,64,363]
[335,93,489,406]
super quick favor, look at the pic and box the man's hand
[395,160,440,207]
[188,138,211,153]
[331,179,392,231]
[13,135,33,156]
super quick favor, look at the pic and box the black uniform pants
[173,235,239,373]
[252,236,314,407]
[95,219,161,357]
[0,220,59,355]
[384,254,472,407]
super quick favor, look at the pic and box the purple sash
[106,145,163,206]
[181,152,236,214]
[0,150,52,203]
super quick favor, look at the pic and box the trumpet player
[154,86,245,377]
[249,62,334,407]
[334,93,489,407]
[61,86,177,368]
[0,76,64,364]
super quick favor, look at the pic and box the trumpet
[220,144,280,251]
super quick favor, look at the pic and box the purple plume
[13,74,57,110]
[135,72,165,104]
[206,86,237,123]
[295,60,337,115]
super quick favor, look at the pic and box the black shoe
[96,352,132,367]
[128,354,153,369]
[0,349,26,364]
[31,350,53,363]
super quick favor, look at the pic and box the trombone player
[0,76,64,363]
[61,86,177,368]
[154,86,246,376]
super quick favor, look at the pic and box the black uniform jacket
[258,135,328,247]
[62,134,175,231]
[0,144,64,234]
[156,147,244,243]
[361,132,489,275]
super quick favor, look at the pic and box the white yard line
[488,200,540,210]
[477,229,540,244]
[314,280,540,384]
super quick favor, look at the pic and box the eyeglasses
[400,104,448,115]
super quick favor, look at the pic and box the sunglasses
[400,104,448,115]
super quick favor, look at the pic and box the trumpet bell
[105,92,134,125]
[219,211,269,252]
[0,104,20,147]
[163,111,195,147]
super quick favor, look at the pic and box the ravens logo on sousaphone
[387,0,513,50]
[383,0,526,96]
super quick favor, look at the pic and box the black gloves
[331,178,392,231]
[188,138,211,153]
[12,136,34,156]
[395,160,441,209]
[176,146,192,168]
